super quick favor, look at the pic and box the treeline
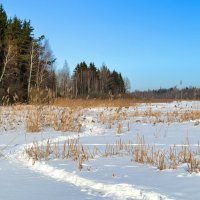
[0,5,56,103]
[0,5,129,104]
[57,61,129,99]
[132,87,200,100]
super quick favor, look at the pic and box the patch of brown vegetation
[53,98,174,108]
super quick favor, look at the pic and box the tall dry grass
[26,107,82,133]
[25,136,200,173]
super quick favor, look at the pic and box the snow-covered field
[1,101,200,200]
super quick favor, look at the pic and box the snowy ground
[1,101,200,200]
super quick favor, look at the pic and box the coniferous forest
[0,5,129,104]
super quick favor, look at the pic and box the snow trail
[15,152,174,200]
[9,132,174,200]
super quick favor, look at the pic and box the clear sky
[1,0,200,91]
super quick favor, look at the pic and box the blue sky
[1,0,200,90]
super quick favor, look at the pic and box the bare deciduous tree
[0,40,16,83]
[57,60,71,97]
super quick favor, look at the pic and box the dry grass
[96,105,198,128]
[129,109,200,124]
[25,138,93,169]
[179,111,200,122]
[117,123,123,134]
[26,110,41,132]
[54,98,138,108]
[25,107,82,133]
[1,100,200,134]
[53,98,174,108]
[52,109,82,132]
[25,136,200,173]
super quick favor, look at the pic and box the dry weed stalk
[26,110,41,132]
[117,123,123,134]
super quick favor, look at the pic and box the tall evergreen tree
[0,4,57,102]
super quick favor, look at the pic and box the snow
[1,101,200,199]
